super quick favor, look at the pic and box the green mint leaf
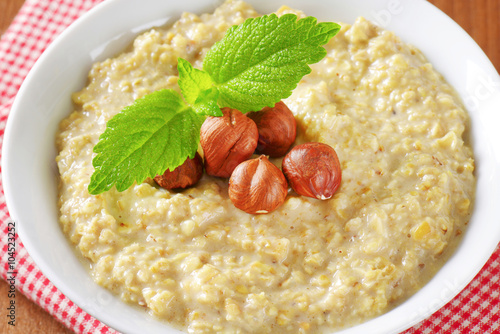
[89,14,341,195]
[88,89,204,195]
[193,86,221,116]
[203,14,340,112]
[177,58,222,116]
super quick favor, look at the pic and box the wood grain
[0,1,498,334]
[428,0,500,72]
[0,0,24,35]
[0,279,73,333]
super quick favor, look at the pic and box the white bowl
[3,0,500,333]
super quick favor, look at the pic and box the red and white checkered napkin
[0,0,499,333]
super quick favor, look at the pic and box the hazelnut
[154,152,203,189]
[229,155,288,214]
[282,142,341,200]
[200,107,258,178]
[247,101,296,157]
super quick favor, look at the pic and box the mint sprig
[88,14,340,195]
[204,14,340,112]
[88,90,204,194]
[177,58,222,117]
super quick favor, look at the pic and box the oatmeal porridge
[56,0,475,333]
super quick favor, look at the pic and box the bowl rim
[2,0,500,333]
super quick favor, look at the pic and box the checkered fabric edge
[1,1,118,333]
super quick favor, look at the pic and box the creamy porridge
[56,1,475,333]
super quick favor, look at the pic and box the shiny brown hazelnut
[154,152,203,189]
[200,107,258,178]
[247,101,296,157]
[229,155,288,214]
[282,142,341,200]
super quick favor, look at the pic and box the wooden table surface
[0,0,499,333]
